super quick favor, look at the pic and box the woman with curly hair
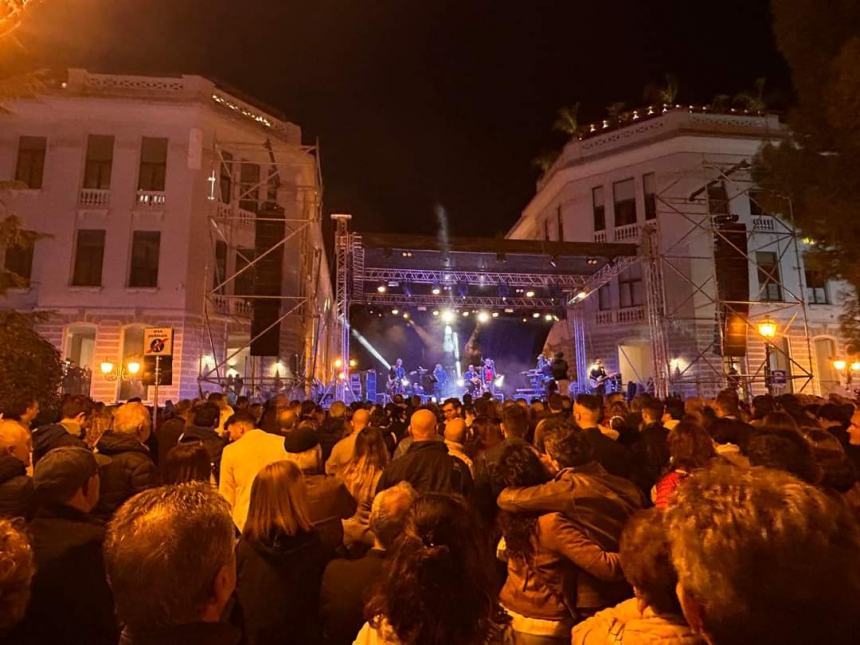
[356,494,509,645]
[339,427,390,548]
[652,421,715,509]
[0,517,34,637]
[495,443,624,643]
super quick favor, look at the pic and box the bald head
[277,409,297,433]
[352,409,371,432]
[0,420,31,468]
[410,409,438,441]
[444,418,467,444]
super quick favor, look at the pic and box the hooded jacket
[94,431,159,517]
[234,530,329,645]
[572,598,704,645]
[31,423,87,465]
[0,454,33,520]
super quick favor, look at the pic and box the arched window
[63,324,97,396]
[813,336,840,396]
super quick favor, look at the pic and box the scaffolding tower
[197,137,327,397]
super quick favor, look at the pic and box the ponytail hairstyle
[365,494,504,645]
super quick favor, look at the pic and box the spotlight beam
[351,329,391,370]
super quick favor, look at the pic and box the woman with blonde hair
[235,460,329,645]
[338,427,390,548]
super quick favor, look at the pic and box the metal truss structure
[198,137,325,395]
[647,160,814,398]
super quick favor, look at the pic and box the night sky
[6,0,790,237]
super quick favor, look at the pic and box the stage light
[432,310,440,317]
[403,282,413,297]
[349,359,358,368]
[391,308,400,315]
[504,307,514,313]
[572,290,588,302]
[334,358,343,369]
[431,284,441,295]
[462,311,470,317]
[492,312,499,318]
[376,284,387,293]
[401,378,410,386]
[522,317,528,322]
[441,310,455,323]
[586,257,599,266]
[477,311,490,323]
[494,375,505,387]
[532,312,541,318]
[457,378,465,387]
[402,312,410,319]
[525,290,535,298]
[338,371,347,380]
[544,314,554,322]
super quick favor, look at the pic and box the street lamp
[757,319,778,395]
[99,359,142,382]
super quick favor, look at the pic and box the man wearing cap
[0,419,34,520]
[284,424,356,554]
[219,410,288,532]
[14,446,117,645]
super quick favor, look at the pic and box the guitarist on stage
[589,358,609,396]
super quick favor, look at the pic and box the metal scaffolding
[198,137,326,396]
[648,159,815,398]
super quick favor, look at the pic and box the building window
[219,151,233,204]
[83,135,115,189]
[598,283,611,310]
[592,186,605,232]
[138,137,168,191]
[643,172,657,220]
[556,205,565,241]
[3,234,35,286]
[707,182,729,215]
[748,189,768,216]
[613,178,637,227]
[15,136,46,189]
[756,251,782,301]
[239,162,260,212]
[618,263,644,308]
[213,240,227,292]
[129,231,161,288]
[71,230,106,287]
[805,269,829,304]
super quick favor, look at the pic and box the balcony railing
[596,310,613,324]
[616,305,646,323]
[613,222,641,242]
[79,188,110,208]
[752,216,775,232]
[136,190,166,208]
[212,295,253,317]
[593,230,607,243]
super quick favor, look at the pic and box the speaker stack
[713,219,750,357]
[250,203,285,356]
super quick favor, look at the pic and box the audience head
[443,417,468,444]
[547,393,564,414]
[163,443,211,485]
[713,390,740,418]
[0,394,39,426]
[60,394,94,426]
[471,415,503,450]
[0,420,31,469]
[409,409,438,441]
[667,421,716,471]
[665,465,860,645]
[545,425,594,470]
[620,509,682,616]
[283,427,322,474]
[352,408,371,432]
[751,395,776,420]
[33,446,100,510]
[113,402,152,443]
[369,481,418,550]
[191,402,220,429]
[351,428,390,471]
[244,460,312,543]
[663,398,685,423]
[805,429,857,493]
[224,411,257,442]
[367,494,500,645]
[0,518,34,631]
[762,411,799,432]
[500,404,529,440]
[277,409,298,433]
[329,401,347,419]
[746,429,820,484]
[574,394,602,427]
[105,483,236,634]
[641,398,664,426]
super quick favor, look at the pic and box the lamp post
[832,359,860,390]
[757,319,777,395]
[99,360,142,382]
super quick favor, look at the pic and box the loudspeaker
[714,222,750,357]
[250,203,285,356]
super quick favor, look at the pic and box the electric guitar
[589,371,619,389]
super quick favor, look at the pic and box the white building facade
[0,69,335,403]
[510,108,852,398]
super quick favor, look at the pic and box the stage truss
[332,219,638,400]
[198,136,327,396]
[645,159,814,399]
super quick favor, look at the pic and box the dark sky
[6,0,790,237]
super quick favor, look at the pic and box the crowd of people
[0,385,859,645]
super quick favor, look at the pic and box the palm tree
[552,103,580,136]
[734,78,767,114]
[532,150,560,174]
[710,94,731,111]
[659,74,679,105]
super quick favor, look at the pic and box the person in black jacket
[376,409,473,497]
[30,395,94,465]
[319,481,417,645]
[179,401,227,484]
[235,460,329,645]
[0,420,34,520]
[13,446,117,645]
[94,402,159,518]
[574,394,633,479]
[154,399,191,467]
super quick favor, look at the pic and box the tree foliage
[0,310,62,417]
[552,103,580,136]
[753,0,860,351]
